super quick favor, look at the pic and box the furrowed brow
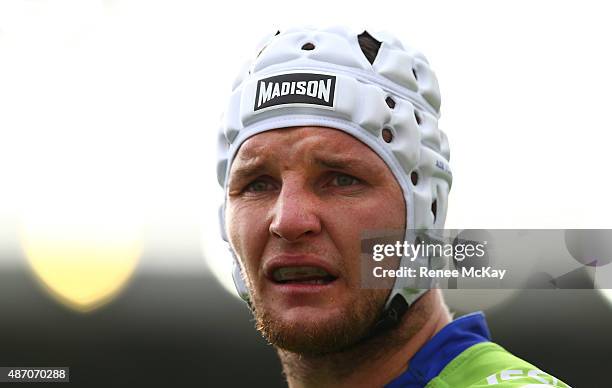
[229,161,268,184]
[314,156,369,171]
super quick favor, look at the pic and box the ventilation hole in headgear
[412,67,418,80]
[385,96,396,109]
[382,128,393,143]
[410,171,419,186]
[414,110,422,125]
[301,42,315,50]
[431,200,438,223]
[358,31,382,65]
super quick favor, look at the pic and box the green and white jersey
[386,313,571,388]
[427,342,570,387]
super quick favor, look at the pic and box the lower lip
[269,279,338,293]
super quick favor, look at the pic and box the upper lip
[263,254,340,281]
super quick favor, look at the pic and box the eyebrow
[228,154,376,185]
[313,156,374,172]
[229,160,269,184]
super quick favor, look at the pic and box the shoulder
[426,342,571,388]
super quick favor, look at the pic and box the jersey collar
[386,311,491,388]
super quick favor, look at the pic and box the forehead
[233,126,375,164]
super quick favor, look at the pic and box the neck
[278,289,452,388]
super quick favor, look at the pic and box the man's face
[226,126,405,355]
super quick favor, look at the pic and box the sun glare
[19,201,143,312]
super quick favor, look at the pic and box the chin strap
[367,288,427,338]
[371,293,410,334]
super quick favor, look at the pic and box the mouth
[263,255,341,289]
[271,266,338,285]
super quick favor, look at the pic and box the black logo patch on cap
[254,72,336,111]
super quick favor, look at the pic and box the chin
[254,298,382,356]
[280,304,345,330]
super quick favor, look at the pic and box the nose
[269,183,322,242]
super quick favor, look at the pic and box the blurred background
[1,1,611,386]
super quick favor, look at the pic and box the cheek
[328,191,405,237]
[323,191,405,281]
[225,201,270,274]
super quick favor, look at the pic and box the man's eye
[245,180,273,192]
[332,174,360,187]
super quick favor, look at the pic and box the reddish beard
[252,288,389,356]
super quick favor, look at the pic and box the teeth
[289,279,328,285]
[272,266,331,282]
